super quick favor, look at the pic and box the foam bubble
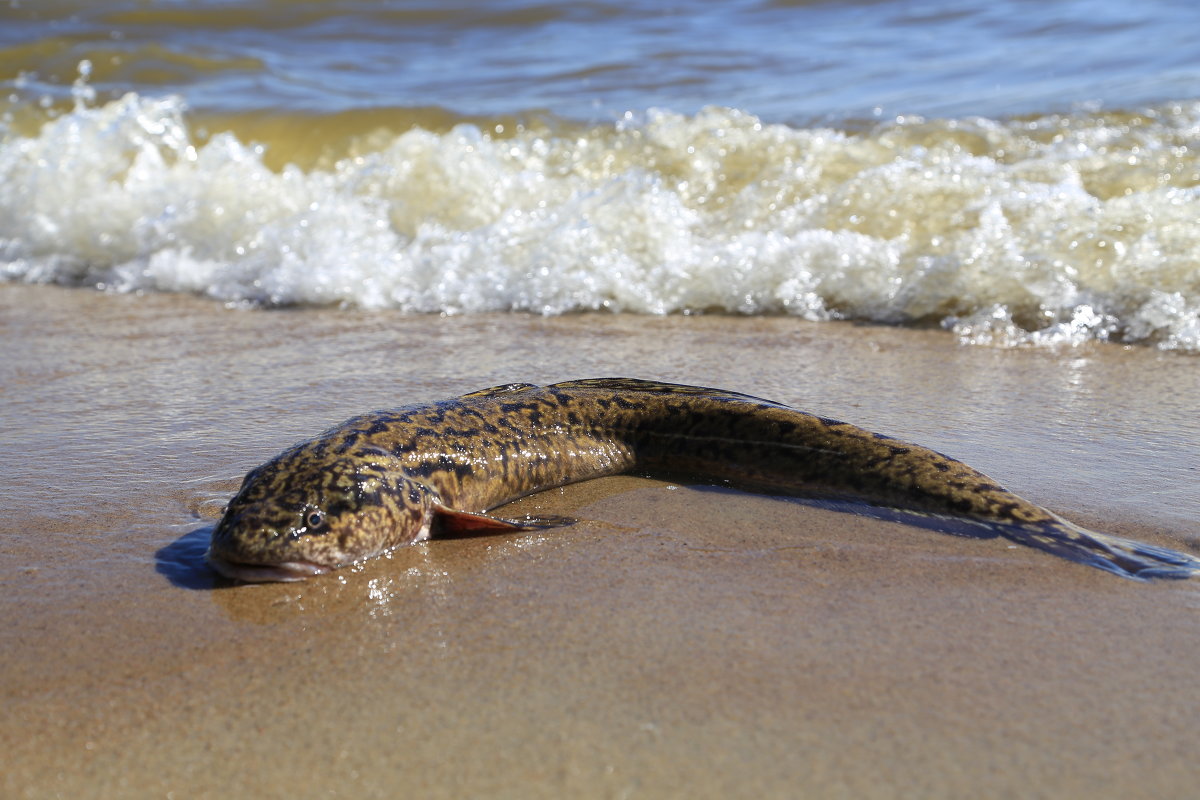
[2,94,1199,351]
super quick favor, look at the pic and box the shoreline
[3,283,1199,798]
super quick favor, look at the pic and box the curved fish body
[208,378,1200,582]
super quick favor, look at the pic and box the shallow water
[3,284,1200,798]
[2,0,1199,350]
[3,283,1198,587]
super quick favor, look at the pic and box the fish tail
[1001,517,1200,580]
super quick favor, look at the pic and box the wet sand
[3,283,1199,798]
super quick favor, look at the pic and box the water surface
[4,0,1200,349]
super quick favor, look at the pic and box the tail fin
[1000,517,1200,580]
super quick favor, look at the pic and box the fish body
[207,378,1200,582]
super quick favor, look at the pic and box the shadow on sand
[156,525,221,590]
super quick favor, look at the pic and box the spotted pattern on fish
[206,378,1200,582]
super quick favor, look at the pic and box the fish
[206,378,1200,583]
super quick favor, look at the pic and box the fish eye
[305,510,325,529]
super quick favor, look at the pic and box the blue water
[4,0,1199,123]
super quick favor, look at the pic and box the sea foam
[2,92,1198,351]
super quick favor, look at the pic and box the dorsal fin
[458,382,541,399]
[547,377,785,407]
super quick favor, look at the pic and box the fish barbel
[207,378,1200,582]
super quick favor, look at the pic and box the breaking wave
[2,91,1199,351]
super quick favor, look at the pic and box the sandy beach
[3,283,1199,798]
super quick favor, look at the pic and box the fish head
[207,446,434,582]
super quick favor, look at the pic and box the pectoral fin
[431,506,529,537]
[430,506,577,539]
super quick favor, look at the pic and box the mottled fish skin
[207,378,1200,582]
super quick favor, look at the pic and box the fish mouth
[206,551,330,583]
